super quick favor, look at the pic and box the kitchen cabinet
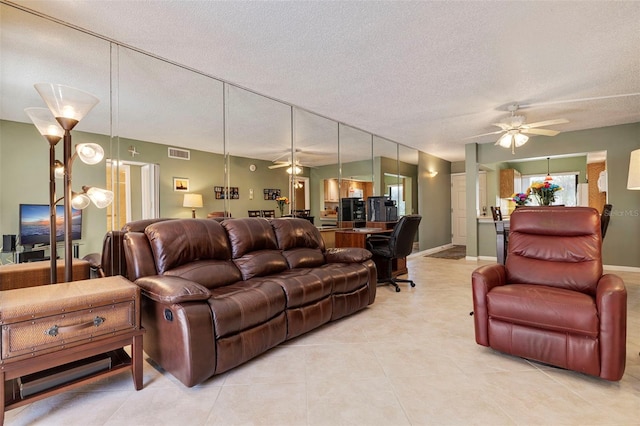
[324,179,339,202]
[500,169,522,198]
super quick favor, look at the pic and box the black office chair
[601,203,612,239]
[366,215,422,292]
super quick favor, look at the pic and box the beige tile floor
[5,256,640,425]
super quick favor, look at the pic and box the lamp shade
[54,160,65,179]
[628,149,640,190]
[183,193,203,208]
[513,133,529,147]
[497,133,513,148]
[24,107,64,141]
[34,83,99,129]
[76,143,104,165]
[71,192,91,210]
[83,186,114,209]
[286,166,302,175]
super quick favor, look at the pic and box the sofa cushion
[282,248,326,269]
[208,280,286,338]
[145,219,233,274]
[487,283,598,337]
[319,263,372,294]
[222,218,279,258]
[232,249,289,281]
[164,259,242,289]
[264,269,333,308]
[271,218,325,251]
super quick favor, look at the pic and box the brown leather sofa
[472,207,626,381]
[124,217,377,386]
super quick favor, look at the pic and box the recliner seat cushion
[265,269,333,308]
[319,263,371,294]
[208,280,286,338]
[487,283,598,337]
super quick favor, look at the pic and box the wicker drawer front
[2,301,136,361]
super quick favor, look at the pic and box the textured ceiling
[3,0,640,162]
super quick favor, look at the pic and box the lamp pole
[46,136,59,283]
[59,118,78,283]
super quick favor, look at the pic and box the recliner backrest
[506,207,602,295]
[270,218,326,268]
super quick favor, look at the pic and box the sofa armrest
[82,252,105,278]
[325,247,372,263]
[135,275,211,304]
[471,264,507,346]
[596,273,627,381]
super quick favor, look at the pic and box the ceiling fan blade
[521,128,561,137]
[491,122,512,131]
[522,118,569,128]
[462,130,504,140]
[268,162,291,169]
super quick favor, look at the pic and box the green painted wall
[466,122,640,267]
[418,150,452,250]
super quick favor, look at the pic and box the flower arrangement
[275,196,289,216]
[528,181,562,206]
[511,191,530,206]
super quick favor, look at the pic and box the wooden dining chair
[261,210,275,218]
[248,210,261,217]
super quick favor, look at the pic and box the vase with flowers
[511,191,530,206]
[275,196,289,216]
[528,181,562,206]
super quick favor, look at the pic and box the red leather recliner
[472,207,627,381]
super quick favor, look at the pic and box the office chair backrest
[601,204,612,239]
[390,215,422,258]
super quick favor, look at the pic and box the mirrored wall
[0,3,420,269]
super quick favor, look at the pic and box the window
[521,173,578,206]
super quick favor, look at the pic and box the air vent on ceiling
[168,147,190,160]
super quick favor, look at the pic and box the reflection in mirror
[293,109,339,228]
[338,124,373,226]
[115,46,224,226]
[373,136,399,198]
[398,145,420,216]
[0,4,111,257]
[225,85,292,218]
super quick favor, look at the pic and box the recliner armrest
[325,247,372,263]
[596,273,627,381]
[135,275,211,304]
[471,264,507,346]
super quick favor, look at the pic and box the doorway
[106,160,160,231]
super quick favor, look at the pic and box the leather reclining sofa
[124,217,377,386]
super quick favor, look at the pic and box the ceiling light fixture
[545,157,553,182]
[286,166,302,175]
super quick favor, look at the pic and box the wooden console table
[0,276,143,424]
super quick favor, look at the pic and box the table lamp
[183,193,203,218]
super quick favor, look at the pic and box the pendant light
[544,157,553,182]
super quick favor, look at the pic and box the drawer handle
[45,316,106,337]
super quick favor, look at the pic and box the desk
[335,229,407,277]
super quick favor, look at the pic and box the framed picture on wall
[264,188,281,200]
[215,186,240,199]
[173,177,189,192]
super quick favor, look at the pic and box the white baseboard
[603,264,640,272]
[410,244,454,258]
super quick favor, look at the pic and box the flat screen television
[19,204,82,247]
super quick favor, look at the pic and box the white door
[451,174,466,245]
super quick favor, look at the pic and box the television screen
[19,204,82,246]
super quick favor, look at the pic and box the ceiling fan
[267,148,327,171]
[467,104,569,154]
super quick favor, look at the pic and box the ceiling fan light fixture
[514,133,529,147]
[286,166,302,175]
[497,133,513,148]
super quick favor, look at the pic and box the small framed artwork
[264,188,281,200]
[215,186,240,199]
[174,177,189,192]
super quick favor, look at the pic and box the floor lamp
[24,107,64,284]
[31,83,113,282]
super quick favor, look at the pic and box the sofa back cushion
[271,218,326,268]
[145,219,234,274]
[506,207,602,295]
[222,218,288,280]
